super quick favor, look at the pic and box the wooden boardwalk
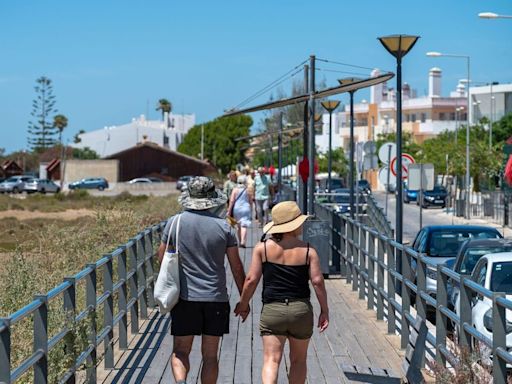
[98,223,404,383]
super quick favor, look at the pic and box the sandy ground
[0,208,95,221]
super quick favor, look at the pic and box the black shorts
[170,299,230,336]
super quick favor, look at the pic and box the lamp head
[479,12,498,19]
[321,100,341,113]
[337,77,362,86]
[378,34,420,60]
[426,51,442,57]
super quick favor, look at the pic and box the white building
[470,83,512,125]
[73,113,195,158]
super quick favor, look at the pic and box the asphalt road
[372,191,509,242]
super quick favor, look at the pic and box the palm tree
[53,114,68,145]
[156,99,172,126]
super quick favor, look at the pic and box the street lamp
[321,100,341,193]
[427,51,471,219]
[479,12,512,19]
[378,35,420,245]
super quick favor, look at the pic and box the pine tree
[28,76,58,152]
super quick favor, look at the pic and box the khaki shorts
[260,299,314,339]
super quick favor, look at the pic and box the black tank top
[261,240,311,304]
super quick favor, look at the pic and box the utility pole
[277,112,283,201]
[302,64,309,212]
[307,55,316,215]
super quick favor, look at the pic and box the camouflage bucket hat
[179,176,227,210]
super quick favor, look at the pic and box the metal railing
[0,222,166,383]
[318,202,512,383]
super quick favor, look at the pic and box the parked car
[0,175,34,193]
[147,177,163,183]
[128,178,152,184]
[454,253,512,364]
[416,185,448,208]
[24,179,61,194]
[68,177,109,191]
[327,188,367,214]
[403,181,418,203]
[410,225,502,307]
[319,177,345,193]
[176,175,193,191]
[445,238,512,310]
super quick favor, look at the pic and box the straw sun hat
[263,201,310,234]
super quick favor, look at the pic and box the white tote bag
[154,215,181,314]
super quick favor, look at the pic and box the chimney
[370,68,386,104]
[428,67,442,97]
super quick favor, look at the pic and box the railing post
[85,264,97,383]
[359,226,366,300]
[416,255,427,320]
[103,255,114,369]
[367,231,375,310]
[458,276,472,349]
[376,237,385,320]
[346,220,353,285]
[435,264,448,367]
[145,230,156,308]
[492,293,507,384]
[0,318,11,384]
[339,215,347,277]
[63,277,76,384]
[118,246,128,349]
[33,295,48,384]
[128,242,139,334]
[386,241,396,334]
[352,221,359,292]
[331,211,340,273]
[137,237,148,319]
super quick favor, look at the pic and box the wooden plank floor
[98,222,404,384]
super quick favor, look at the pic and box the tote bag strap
[165,214,181,252]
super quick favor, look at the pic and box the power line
[231,59,308,110]
[315,67,370,77]
[316,57,377,72]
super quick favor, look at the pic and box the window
[405,114,410,122]
[477,264,487,286]
[450,112,456,121]
[421,113,426,123]
[439,112,446,121]
[411,114,416,122]
[491,262,512,293]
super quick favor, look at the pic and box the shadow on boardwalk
[98,222,404,384]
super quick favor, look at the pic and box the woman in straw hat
[234,201,329,384]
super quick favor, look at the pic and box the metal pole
[385,144,392,216]
[302,65,309,213]
[349,90,355,218]
[328,110,333,193]
[466,57,471,219]
[396,57,403,245]
[307,55,316,215]
[420,163,424,230]
[278,112,283,201]
[489,82,493,149]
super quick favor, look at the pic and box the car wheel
[56,188,60,193]
[98,186,105,191]
[13,187,19,194]
[41,188,46,194]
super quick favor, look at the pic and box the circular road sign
[390,153,416,179]
[378,166,396,188]
[378,142,397,164]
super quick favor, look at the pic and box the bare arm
[157,242,166,265]
[227,188,238,215]
[226,246,246,295]
[309,247,329,332]
[238,244,263,309]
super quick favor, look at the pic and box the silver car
[0,175,34,193]
[24,179,61,194]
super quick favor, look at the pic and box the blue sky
[1,0,511,153]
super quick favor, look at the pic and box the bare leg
[240,226,248,246]
[288,337,310,384]
[201,335,221,384]
[262,335,286,384]
[171,336,194,382]
[237,225,242,244]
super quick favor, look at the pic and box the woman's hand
[234,302,251,322]
[318,311,329,332]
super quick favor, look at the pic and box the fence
[0,222,166,383]
[317,202,512,383]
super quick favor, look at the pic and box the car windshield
[5,177,18,182]
[332,194,350,204]
[429,230,501,257]
[460,246,512,274]
[491,262,512,294]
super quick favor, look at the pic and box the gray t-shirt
[161,209,238,302]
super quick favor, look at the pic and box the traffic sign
[363,141,377,155]
[378,142,396,164]
[378,166,396,188]
[408,164,435,190]
[390,153,415,179]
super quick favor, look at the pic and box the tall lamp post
[378,35,420,246]
[427,51,471,219]
[321,100,341,193]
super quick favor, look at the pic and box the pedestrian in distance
[223,170,237,204]
[234,201,329,384]
[254,166,272,227]
[158,176,247,384]
[227,175,253,248]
